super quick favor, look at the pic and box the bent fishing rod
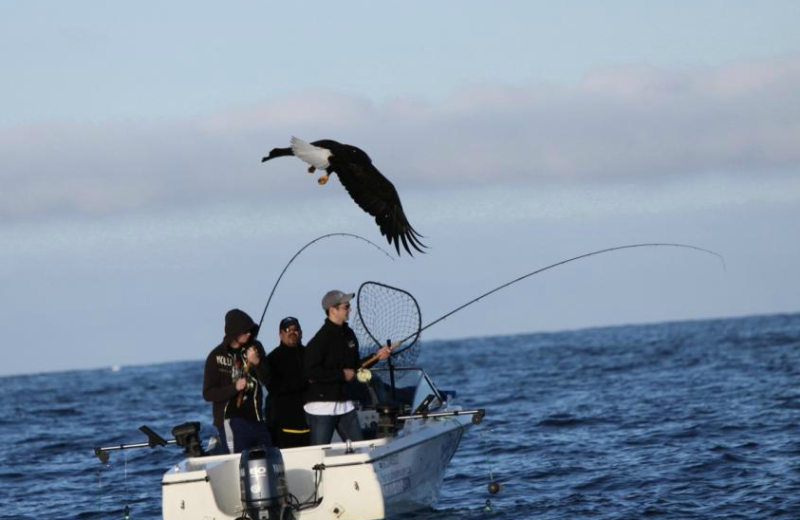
[391,242,725,351]
[255,232,395,340]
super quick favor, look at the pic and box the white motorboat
[160,367,485,520]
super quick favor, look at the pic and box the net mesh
[352,281,422,368]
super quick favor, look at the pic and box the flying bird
[262,137,426,256]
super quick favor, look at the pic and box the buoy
[488,481,501,494]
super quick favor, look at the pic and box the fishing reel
[232,366,256,391]
[356,368,372,383]
[356,340,403,384]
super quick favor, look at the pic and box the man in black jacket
[304,290,390,445]
[266,316,310,448]
[203,309,271,453]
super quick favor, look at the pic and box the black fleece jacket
[304,319,364,403]
[266,343,308,430]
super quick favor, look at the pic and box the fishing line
[394,242,724,350]
[479,426,502,511]
[123,450,130,519]
[96,462,106,514]
[255,232,395,339]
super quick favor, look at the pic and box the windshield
[352,368,444,413]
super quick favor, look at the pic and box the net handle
[359,340,403,369]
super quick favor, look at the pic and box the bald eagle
[262,137,426,256]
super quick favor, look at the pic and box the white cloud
[2,54,799,223]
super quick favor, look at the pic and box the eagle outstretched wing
[331,160,426,256]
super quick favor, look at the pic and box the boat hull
[162,414,470,520]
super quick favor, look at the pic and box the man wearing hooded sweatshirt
[203,309,271,453]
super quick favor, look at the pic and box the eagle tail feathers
[290,136,332,170]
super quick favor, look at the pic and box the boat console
[352,367,447,440]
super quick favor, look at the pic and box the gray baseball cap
[322,290,354,311]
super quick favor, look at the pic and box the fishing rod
[254,232,395,340]
[391,242,724,351]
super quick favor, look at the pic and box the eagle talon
[317,174,329,185]
[307,166,316,174]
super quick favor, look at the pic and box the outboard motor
[240,446,288,520]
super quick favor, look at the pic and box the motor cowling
[240,446,288,520]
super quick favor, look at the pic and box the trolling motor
[240,446,288,520]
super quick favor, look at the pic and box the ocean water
[1,313,798,519]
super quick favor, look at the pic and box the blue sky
[2,2,799,375]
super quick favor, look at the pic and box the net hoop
[355,281,423,364]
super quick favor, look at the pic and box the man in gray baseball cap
[321,290,354,312]
[304,288,390,445]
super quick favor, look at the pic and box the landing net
[352,281,422,368]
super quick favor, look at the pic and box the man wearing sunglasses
[265,316,310,448]
[304,289,391,445]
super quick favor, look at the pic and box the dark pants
[216,417,272,454]
[306,410,363,446]
[274,428,311,449]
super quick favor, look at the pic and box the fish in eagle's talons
[261,136,427,256]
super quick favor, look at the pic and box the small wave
[720,452,746,463]
[572,473,619,491]
[667,425,702,439]
[75,512,108,519]
[0,471,26,479]
[49,407,81,417]
[772,394,800,410]
[536,413,605,428]
[642,506,668,517]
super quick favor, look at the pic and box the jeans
[306,410,363,446]
[217,417,272,454]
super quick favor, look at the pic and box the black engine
[240,446,288,519]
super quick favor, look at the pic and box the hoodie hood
[224,309,259,345]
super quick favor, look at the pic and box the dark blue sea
[2,313,799,520]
